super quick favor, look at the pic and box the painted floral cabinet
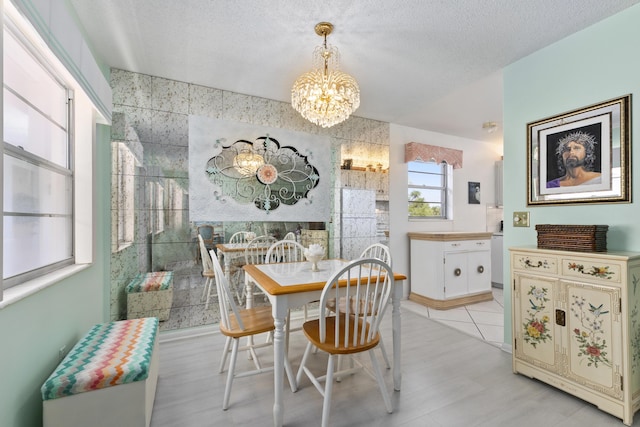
[511,247,640,426]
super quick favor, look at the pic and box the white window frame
[408,161,453,220]
[1,2,95,306]
[114,142,135,250]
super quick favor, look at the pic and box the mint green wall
[502,4,640,345]
[0,126,111,427]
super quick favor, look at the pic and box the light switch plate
[513,211,530,227]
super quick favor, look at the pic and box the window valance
[404,142,463,169]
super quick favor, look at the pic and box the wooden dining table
[243,258,407,427]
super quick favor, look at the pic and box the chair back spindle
[229,231,253,244]
[198,235,214,273]
[265,240,306,264]
[244,235,277,265]
[318,259,393,349]
[359,243,391,267]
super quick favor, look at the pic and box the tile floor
[402,286,505,347]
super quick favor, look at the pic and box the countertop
[407,231,493,241]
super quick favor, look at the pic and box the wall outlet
[513,211,530,227]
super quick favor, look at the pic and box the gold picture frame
[527,95,631,206]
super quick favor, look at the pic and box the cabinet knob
[477,265,484,273]
[454,268,462,276]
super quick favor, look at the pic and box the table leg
[271,299,287,427]
[392,281,402,391]
[244,270,255,359]
[245,272,253,309]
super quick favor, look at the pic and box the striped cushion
[126,271,173,293]
[41,317,158,400]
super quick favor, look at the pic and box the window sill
[115,241,134,253]
[0,264,91,309]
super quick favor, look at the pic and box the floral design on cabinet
[517,256,554,270]
[523,286,552,348]
[570,295,611,368]
[568,262,615,280]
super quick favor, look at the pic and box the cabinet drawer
[561,256,623,284]
[444,239,489,252]
[512,252,558,274]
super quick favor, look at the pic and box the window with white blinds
[2,24,73,288]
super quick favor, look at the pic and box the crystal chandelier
[291,22,360,128]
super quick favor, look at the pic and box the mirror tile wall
[110,69,390,331]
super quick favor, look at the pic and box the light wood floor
[151,302,640,427]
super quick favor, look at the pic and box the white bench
[41,317,159,427]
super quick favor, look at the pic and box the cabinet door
[340,170,351,187]
[513,272,560,373]
[444,252,468,298]
[364,171,377,192]
[563,280,622,399]
[467,250,491,294]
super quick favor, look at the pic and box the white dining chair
[265,240,312,351]
[358,243,392,368]
[229,231,255,244]
[265,239,316,324]
[210,250,295,410]
[225,231,256,303]
[296,258,395,426]
[265,239,306,264]
[197,235,217,310]
[282,231,296,241]
[327,243,393,369]
[360,243,392,266]
[241,235,277,304]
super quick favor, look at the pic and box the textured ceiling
[69,0,640,143]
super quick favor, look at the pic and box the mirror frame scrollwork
[205,135,320,212]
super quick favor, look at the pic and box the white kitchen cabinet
[491,233,504,287]
[408,232,493,309]
[365,171,389,200]
[511,247,640,425]
[340,169,365,189]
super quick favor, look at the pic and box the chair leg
[219,336,232,373]
[379,339,391,369]
[321,355,335,427]
[335,355,343,382]
[222,338,240,410]
[201,277,209,302]
[204,277,215,310]
[284,348,297,393]
[296,341,314,387]
[369,349,393,413]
